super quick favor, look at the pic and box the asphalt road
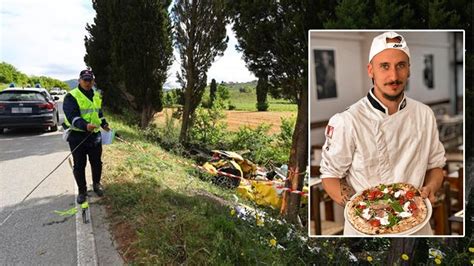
[0,96,123,265]
[0,97,81,264]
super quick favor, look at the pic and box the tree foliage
[172,0,229,143]
[85,0,173,128]
[84,0,123,112]
[0,62,69,90]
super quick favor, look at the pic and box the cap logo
[368,31,410,63]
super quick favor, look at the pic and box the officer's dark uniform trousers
[69,132,102,194]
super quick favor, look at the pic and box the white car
[50,87,61,95]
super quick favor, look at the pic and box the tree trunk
[140,103,153,129]
[280,86,308,223]
[179,85,192,143]
[387,238,417,265]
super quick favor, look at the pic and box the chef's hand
[420,185,436,204]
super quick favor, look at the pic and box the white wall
[310,31,458,146]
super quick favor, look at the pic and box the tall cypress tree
[210,78,217,107]
[256,76,269,111]
[172,0,228,143]
[85,1,125,113]
[107,0,173,128]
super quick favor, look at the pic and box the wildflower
[401,254,409,261]
[256,217,264,227]
[230,209,236,216]
[470,259,474,265]
[434,258,441,265]
[367,256,373,262]
[269,239,277,247]
[429,248,445,259]
[469,247,474,253]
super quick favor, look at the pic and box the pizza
[346,183,428,235]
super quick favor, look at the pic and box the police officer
[63,69,109,204]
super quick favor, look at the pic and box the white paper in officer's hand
[101,129,115,145]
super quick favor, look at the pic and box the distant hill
[64,79,78,89]
[60,79,257,91]
[0,62,70,90]
[222,80,257,90]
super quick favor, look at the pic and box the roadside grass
[101,113,313,264]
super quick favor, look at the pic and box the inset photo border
[308,30,465,237]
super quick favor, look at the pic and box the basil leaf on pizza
[346,183,429,235]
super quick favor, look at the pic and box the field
[227,88,297,112]
[158,82,298,133]
[195,81,298,112]
[154,108,295,134]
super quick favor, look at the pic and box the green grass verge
[101,114,314,264]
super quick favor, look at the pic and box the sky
[0,0,255,87]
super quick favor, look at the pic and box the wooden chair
[309,145,343,235]
[432,182,449,235]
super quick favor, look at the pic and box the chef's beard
[382,90,404,101]
[377,79,405,101]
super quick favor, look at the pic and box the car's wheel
[0,128,4,134]
[213,167,241,189]
[50,114,59,132]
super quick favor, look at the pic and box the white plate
[11,107,32,113]
[344,192,433,236]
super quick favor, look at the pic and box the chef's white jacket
[320,89,446,235]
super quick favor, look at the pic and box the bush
[217,84,230,101]
[189,105,229,150]
[256,101,269,111]
[143,113,182,153]
[201,93,212,108]
[230,124,273,164]
[277,116,296,150]
[228,101,236,110]
[163,91,177,107]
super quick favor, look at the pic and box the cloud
[1,1,254,85]
[166,24,255,88]
[1,0,96,80]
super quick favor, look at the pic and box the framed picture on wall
[423,54,434,89]
[314,49,337,99]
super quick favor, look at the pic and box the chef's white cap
[369,31,410,63]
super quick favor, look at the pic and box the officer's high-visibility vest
[64,88,102,133]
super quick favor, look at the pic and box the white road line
[73,166,98,265]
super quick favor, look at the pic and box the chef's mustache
[384,80,403,86]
